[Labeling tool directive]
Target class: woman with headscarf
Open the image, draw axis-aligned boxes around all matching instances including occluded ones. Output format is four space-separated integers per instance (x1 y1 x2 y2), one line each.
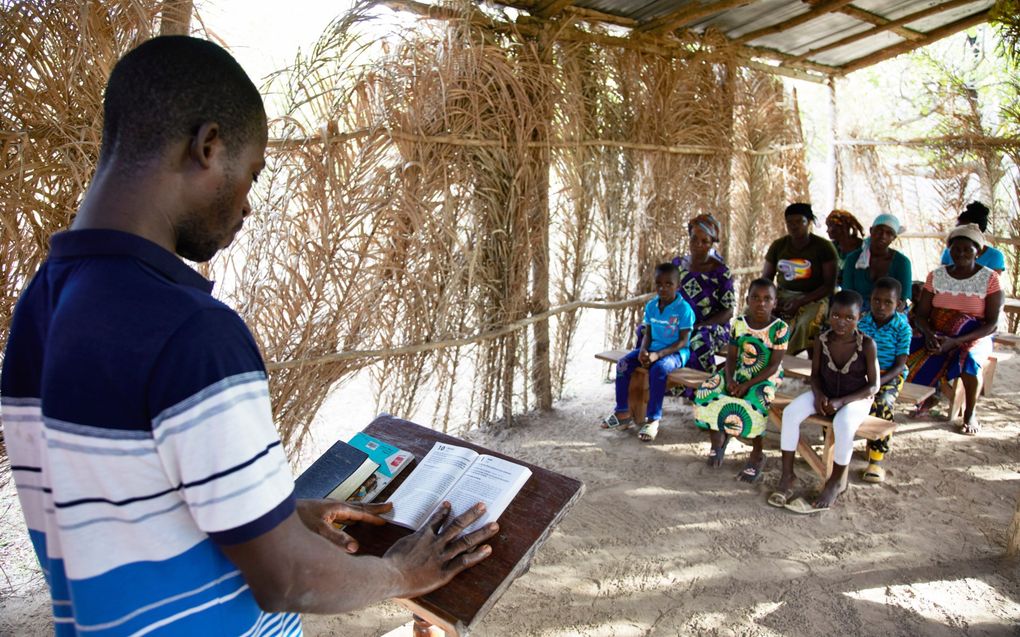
908 224 1003 435
940 201 1005 273
826 209 865 274
763 203 839 355
841 213 913 312
671 213 736 375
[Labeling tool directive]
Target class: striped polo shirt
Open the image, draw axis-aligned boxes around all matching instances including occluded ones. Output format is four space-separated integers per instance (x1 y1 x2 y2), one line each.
858 311 911 372
1 230 299 636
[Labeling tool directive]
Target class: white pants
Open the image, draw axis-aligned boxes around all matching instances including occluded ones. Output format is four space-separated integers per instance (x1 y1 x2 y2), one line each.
780 390 872 466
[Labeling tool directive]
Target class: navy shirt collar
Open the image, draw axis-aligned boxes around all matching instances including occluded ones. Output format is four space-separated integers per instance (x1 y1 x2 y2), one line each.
49 229 214 293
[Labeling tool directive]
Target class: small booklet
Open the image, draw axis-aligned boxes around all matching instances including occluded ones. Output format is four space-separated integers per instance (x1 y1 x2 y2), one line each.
346 432 414 503
384 442 532 534
293 440 379 502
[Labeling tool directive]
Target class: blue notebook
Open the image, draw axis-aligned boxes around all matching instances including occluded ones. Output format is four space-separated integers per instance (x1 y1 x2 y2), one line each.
293 440 378 500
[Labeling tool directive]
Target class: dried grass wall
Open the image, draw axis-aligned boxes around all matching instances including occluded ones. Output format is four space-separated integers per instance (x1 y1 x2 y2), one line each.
1 2 807 452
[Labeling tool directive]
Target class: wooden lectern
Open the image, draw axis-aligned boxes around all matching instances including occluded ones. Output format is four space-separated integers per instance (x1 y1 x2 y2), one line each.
344 415 585 636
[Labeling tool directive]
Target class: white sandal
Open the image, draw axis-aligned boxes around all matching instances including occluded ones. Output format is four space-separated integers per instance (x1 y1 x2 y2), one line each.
638 420 659 442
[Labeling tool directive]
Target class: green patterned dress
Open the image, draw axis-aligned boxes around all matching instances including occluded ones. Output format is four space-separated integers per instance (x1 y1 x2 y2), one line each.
693 316 790 438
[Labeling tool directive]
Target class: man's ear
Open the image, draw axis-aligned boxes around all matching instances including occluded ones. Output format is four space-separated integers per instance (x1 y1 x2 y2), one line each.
189 122 221 169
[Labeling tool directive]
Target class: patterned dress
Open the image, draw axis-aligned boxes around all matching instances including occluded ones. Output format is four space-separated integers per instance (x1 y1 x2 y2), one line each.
672 255 736 374
693 316 790 438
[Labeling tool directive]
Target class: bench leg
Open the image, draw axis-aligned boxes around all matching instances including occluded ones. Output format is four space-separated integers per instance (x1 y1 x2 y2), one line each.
797 437 826 480
628 370 649 426
947 379 965 421
982 357 997 397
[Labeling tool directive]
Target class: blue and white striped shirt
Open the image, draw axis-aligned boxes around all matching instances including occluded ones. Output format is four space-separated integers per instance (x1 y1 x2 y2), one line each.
2 230 300 636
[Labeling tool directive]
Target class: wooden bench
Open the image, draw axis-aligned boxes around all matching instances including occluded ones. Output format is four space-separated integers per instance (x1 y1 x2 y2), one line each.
595 350 718 425
767 403 896 487
780 354 936 407
993 332 1020 351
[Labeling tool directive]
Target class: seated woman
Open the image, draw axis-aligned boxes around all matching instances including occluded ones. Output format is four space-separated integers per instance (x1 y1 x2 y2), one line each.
841 214 912 312
940 201 1005 274
762 203 838 355
825 209 865 279
771 290 880 511
671 213 735 375
908 224 1003 435
694 278 788 481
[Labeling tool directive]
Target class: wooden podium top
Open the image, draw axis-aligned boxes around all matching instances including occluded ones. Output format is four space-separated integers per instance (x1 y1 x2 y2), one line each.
344 415 585 636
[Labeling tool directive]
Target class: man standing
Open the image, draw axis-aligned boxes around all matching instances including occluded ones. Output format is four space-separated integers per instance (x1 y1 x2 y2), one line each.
1 36 496 636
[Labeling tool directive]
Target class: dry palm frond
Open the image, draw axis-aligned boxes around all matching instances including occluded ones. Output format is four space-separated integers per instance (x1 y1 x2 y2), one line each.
4 0 812 452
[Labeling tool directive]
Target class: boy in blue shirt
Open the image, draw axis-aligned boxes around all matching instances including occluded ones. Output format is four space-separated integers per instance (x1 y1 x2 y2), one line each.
856 277 912 483
602 263 695 442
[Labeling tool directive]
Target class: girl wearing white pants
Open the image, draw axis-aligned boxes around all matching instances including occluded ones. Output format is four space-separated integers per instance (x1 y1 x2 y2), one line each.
771 290 879 511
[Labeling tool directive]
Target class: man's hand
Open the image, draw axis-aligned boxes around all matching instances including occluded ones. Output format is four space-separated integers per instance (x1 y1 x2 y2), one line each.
296 499 391 553
638 349 651 367
385 502 499 599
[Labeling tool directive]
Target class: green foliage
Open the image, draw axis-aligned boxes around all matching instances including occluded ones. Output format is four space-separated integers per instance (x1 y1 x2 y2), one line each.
991 0 1020 65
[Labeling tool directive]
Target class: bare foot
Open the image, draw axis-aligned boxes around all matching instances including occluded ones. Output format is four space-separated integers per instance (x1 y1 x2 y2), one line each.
812 481 844 509
961 415 980 435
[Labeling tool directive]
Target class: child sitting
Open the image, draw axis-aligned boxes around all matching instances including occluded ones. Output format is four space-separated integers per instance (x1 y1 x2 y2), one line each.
601 262 694 442
771 289 880 511
857 278 911 483
694 278 789 482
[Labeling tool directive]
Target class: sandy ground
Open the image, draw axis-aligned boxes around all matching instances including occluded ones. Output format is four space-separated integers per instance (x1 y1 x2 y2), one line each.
3 312 1020 635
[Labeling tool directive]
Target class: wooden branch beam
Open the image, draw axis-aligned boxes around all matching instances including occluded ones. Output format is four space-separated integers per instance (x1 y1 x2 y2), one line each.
737 43 839 75
833 5 925 41
159 0 193 36
384 0 831 82
839 8 992 74
732 0 857 45
835 135 1020 148
637 0 757 33
562 5 637 28
790 0 982 62
532 0 574 18
743 59 829 82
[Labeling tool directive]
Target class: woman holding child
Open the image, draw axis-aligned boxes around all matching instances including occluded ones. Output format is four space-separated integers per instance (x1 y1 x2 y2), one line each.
672 214 736 375
762 203 839 355
908 224 1003 435
772 290 880 511
693 279 788 482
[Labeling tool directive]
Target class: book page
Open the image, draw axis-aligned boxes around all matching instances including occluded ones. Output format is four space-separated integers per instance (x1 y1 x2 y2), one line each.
441 455 532 535
384 443 478 529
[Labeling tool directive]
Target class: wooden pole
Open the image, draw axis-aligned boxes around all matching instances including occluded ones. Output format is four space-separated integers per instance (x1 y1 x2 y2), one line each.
1008 491 1020 558
530 27 554 411
159 0 193 36
827 76 839 211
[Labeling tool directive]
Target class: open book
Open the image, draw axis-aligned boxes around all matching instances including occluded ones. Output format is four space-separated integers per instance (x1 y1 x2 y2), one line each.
384 442 532 534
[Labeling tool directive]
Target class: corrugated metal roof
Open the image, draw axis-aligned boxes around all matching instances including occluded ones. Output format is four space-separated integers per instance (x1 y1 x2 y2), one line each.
496 0 994 78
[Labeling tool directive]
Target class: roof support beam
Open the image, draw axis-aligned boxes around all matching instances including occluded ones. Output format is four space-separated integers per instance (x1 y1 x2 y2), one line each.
637 0 757 33
732 0 857 45
839 8 991 74
532 0 574 18
790 0 984 63
159 0 193 35
831 4 925 41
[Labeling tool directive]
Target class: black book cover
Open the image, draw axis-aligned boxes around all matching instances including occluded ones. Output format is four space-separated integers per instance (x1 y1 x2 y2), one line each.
293 441 371 499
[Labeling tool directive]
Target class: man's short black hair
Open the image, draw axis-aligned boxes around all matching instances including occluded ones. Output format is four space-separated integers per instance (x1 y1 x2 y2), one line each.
831 289 863 312
655 262 680 281
747 277 776 294
100 36 265 168
872 276 902 299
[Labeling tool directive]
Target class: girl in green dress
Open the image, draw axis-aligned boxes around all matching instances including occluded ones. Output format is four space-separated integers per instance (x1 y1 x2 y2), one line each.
694 278 790 482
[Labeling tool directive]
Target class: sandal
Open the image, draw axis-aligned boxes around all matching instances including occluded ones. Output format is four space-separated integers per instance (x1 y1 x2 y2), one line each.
737 457 766 484
706 434 730 468
638 420 659 442
767 488 795 508
784 497 829 515
601 413 633 430
861 463 885 483
960 416 980 436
